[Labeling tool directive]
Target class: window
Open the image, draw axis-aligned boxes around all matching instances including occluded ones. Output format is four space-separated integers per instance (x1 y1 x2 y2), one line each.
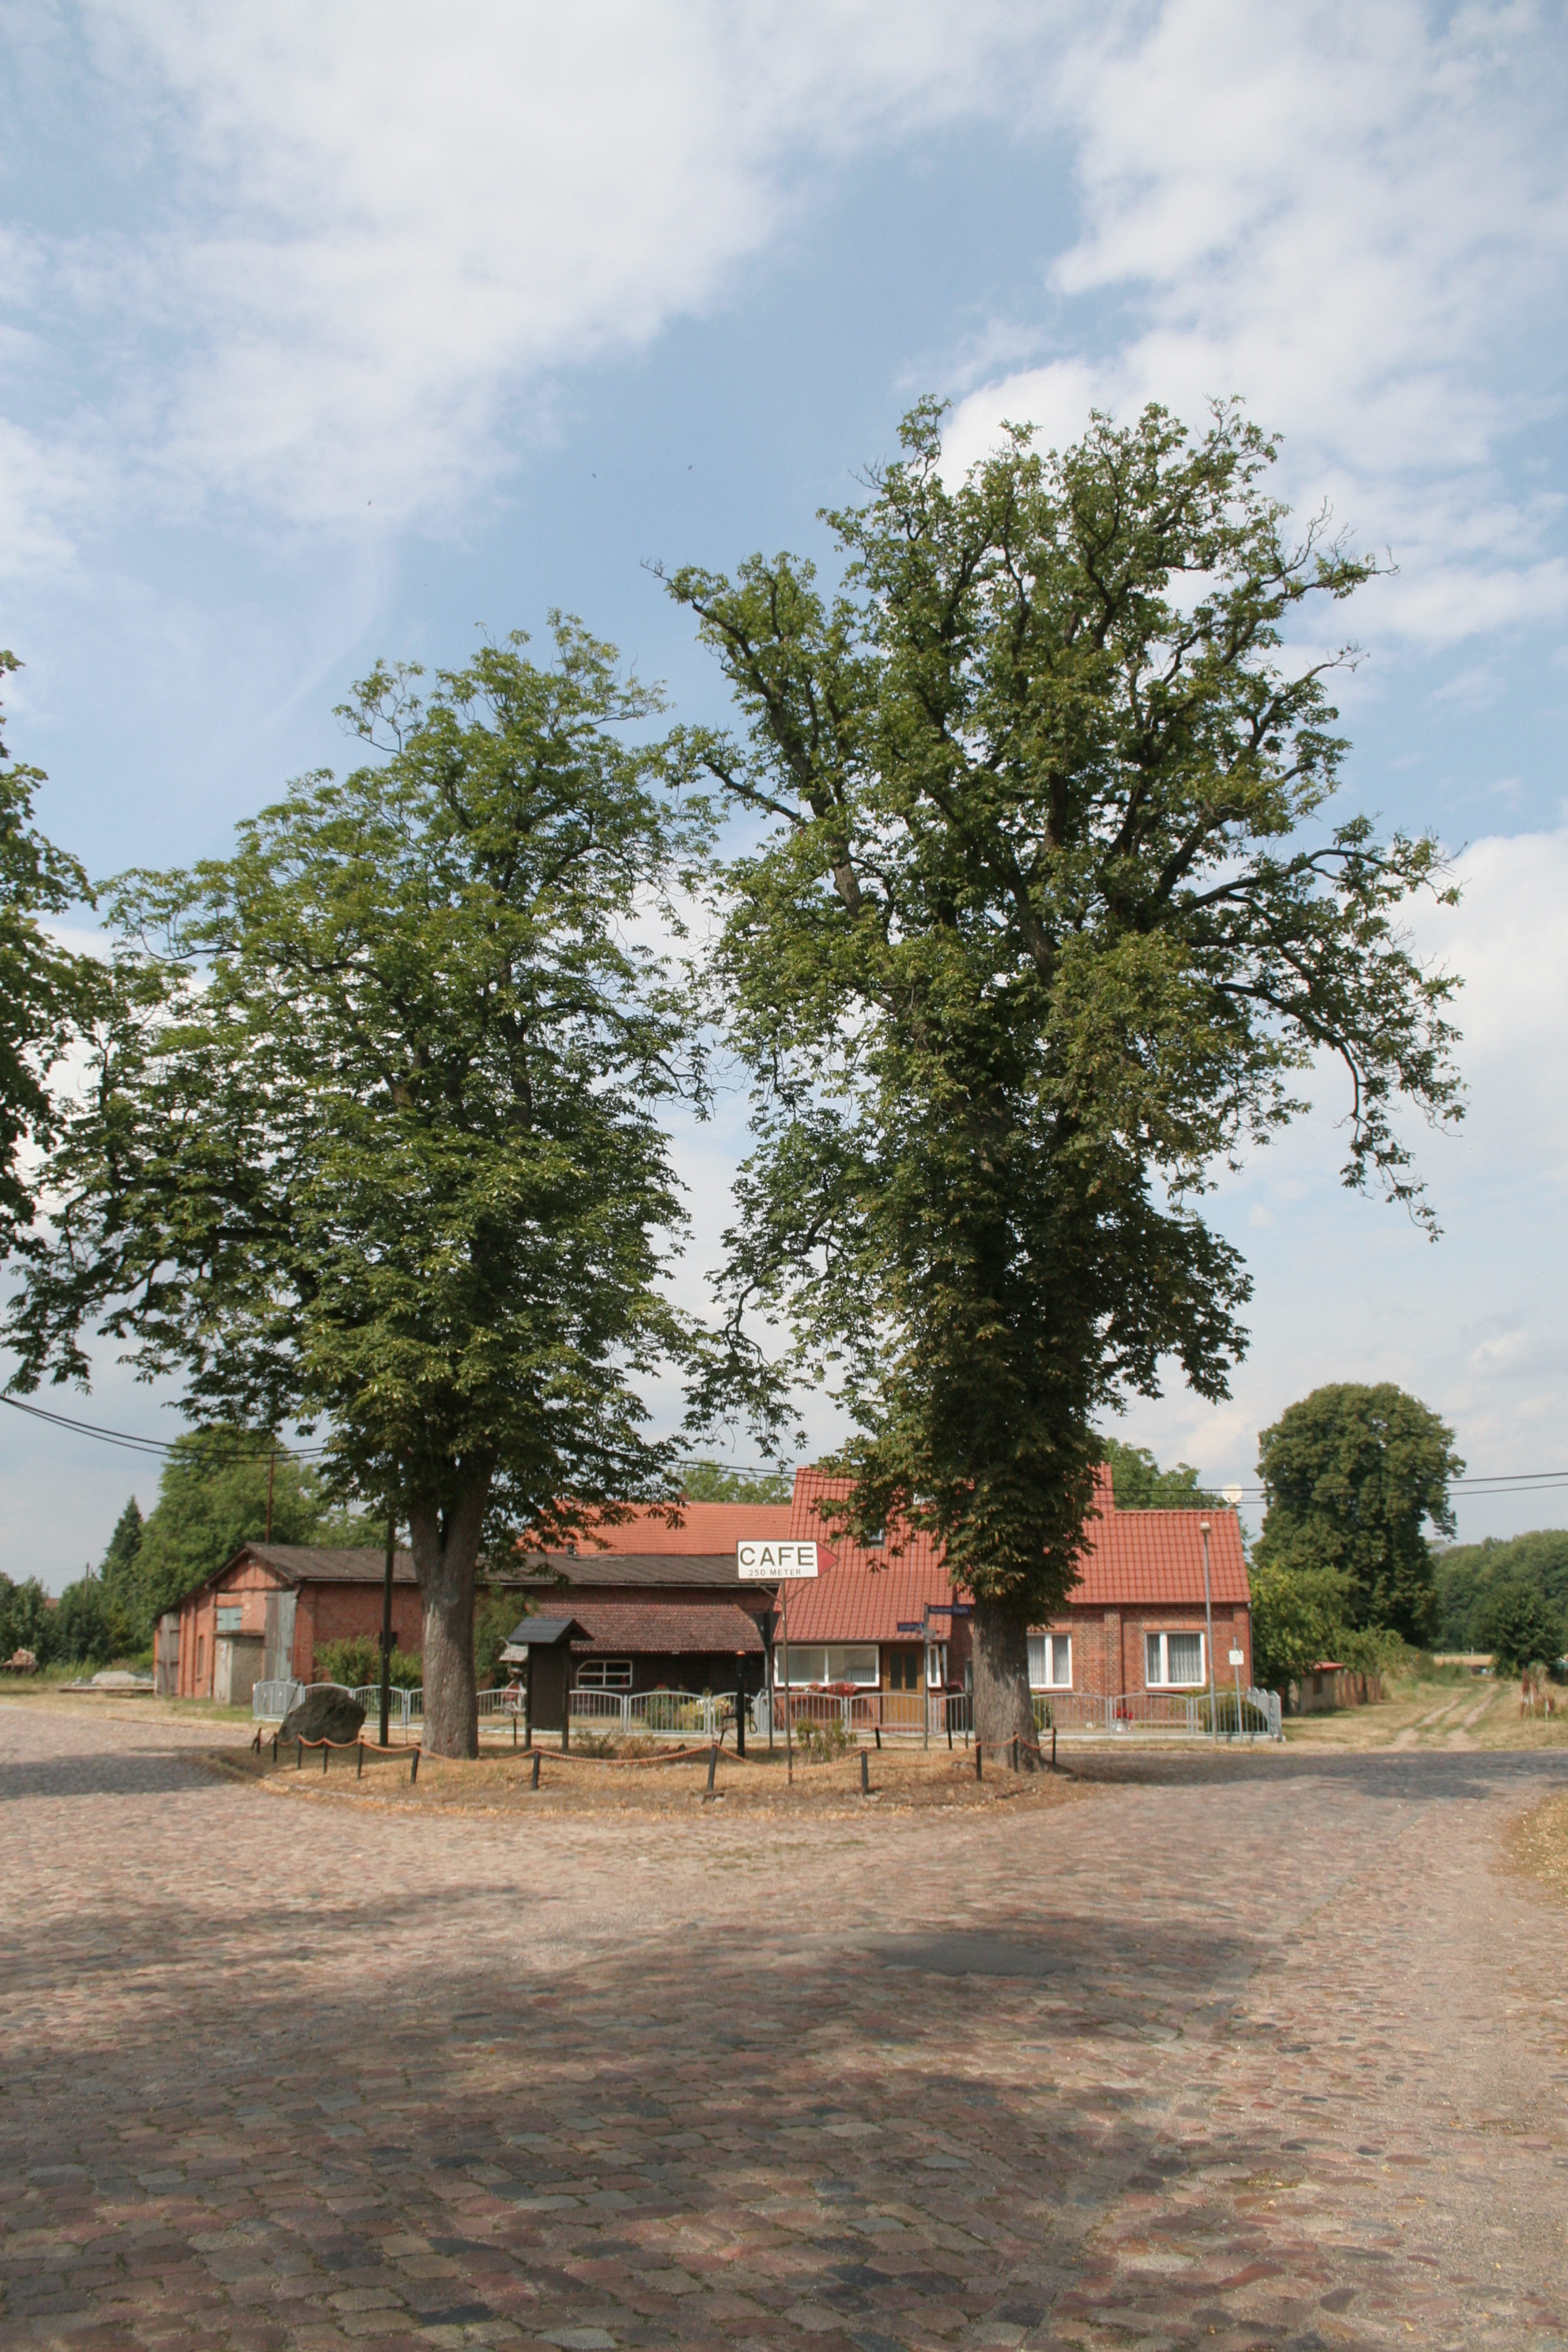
576 1659 632 1690
926 1642 947 1689
1028 1634 1072 1689
1145 1631 1205 1687
777 1644 879 1686
216 1605 243 1635
887 1648 921 1692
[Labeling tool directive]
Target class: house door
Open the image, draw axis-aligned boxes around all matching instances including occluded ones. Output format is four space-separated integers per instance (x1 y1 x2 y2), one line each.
263 1591 297 1684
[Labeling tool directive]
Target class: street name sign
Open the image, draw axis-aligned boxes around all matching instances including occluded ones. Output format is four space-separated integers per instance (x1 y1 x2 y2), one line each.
737 1540 818 1580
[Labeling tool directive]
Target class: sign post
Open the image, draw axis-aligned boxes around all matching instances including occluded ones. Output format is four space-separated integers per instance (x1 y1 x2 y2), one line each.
1229 1644 1245 1737
738 1542 818 1787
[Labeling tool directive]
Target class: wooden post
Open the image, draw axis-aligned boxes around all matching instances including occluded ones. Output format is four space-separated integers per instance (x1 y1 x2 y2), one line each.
379 1507 395 1750
734 1654 747 1759
530 1750 541 1790
410 1748 420 1784
860 1749 869 1795
357 1738 363 1779
525 1648 535 1750
975 1740 983 1782
706 1742 719 1797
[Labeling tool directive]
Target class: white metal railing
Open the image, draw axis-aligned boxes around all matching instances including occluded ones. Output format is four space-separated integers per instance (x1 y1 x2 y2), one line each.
566 1688 727 1737
252 1678 306 1720
1029 1687 1281 1739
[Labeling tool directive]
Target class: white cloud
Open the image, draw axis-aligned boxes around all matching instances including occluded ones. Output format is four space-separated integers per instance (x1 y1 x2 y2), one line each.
947 0 1568 659
2 0 1058 551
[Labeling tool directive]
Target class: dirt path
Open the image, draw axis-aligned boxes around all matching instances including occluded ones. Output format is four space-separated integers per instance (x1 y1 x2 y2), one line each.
3 1699 1567 2351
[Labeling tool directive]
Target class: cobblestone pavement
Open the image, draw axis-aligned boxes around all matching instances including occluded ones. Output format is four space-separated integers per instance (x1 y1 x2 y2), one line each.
3 1703 1567 2352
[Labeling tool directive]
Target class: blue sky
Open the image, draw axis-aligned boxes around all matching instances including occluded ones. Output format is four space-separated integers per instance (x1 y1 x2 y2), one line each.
3 0 1566 1584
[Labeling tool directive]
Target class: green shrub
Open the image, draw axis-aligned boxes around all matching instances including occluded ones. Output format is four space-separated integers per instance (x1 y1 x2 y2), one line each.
796 1716 854 1761
314 1635 421 1690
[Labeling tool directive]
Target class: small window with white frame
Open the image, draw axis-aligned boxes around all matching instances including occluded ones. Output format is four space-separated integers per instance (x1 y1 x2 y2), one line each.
1028 1633 1072 1689
216 1604 244 1635
1145 1631 1205 1687
576 1658 633 1690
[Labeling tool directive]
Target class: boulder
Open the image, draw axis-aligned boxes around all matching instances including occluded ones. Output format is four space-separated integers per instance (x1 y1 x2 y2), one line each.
280 1685 366 1746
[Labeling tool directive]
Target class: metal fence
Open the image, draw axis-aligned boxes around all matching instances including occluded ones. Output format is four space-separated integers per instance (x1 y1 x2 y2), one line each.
570 1688 728 1737
1032 1686 1282 1739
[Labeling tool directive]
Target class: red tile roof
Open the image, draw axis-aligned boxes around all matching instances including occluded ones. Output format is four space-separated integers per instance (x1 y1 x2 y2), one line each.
553 1501 793 1555
1072 1506 1250 1608
781 1463 1247 1633
566 1600 765 1656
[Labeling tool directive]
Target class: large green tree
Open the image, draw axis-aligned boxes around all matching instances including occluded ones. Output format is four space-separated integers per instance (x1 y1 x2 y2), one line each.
133 1432 336 1629
1435 1530 1568 1650
5 625 708 1754
669 401 1462 1748
0 652 98 1251
1254 1383 1460 1644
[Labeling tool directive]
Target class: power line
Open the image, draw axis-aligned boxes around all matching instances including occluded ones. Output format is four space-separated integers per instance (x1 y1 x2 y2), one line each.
0 1392 328 1465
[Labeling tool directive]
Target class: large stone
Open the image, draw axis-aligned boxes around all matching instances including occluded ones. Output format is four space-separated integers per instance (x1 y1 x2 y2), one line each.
280 1686 365 1746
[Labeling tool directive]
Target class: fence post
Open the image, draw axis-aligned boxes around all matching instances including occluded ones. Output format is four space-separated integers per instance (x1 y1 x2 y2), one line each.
706 1742 719 1797
530 1750 541 1790
322 1741 329 1774
297 1738 303 1770
860 1748 869 1795
975 1740 983 1782
357 1738 363 1780
410 1748 419 1784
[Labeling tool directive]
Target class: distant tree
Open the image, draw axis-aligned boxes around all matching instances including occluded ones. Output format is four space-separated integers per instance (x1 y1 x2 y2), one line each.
52 1573 140 1666
1475 1577 1565 1676
670 400 1461 1750
1098 1437 1222 1511
1435 1530 1568 1651
1256 1384 1460 1644
679 1460 793 1505
99 1495 144 1596
0 1574 60 1665
1248 1558 1353 1692
134 1431 327 1629
6 627 708 1754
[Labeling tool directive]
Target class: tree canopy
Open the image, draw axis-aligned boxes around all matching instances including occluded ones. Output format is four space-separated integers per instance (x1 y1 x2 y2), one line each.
0 651 98 1253
5 625 710 1753
1097 1437 1222 1511
131 1433 341 1630
1473 1577 1566 1676
1435 1529 1568 1651
679 1459 793 1505
668 399 1462 1744
1254 1383 1460 1646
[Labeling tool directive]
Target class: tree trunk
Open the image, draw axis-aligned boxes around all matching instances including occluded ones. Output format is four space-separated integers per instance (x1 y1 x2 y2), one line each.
971 1593 1041 1762
408 1464 493 1759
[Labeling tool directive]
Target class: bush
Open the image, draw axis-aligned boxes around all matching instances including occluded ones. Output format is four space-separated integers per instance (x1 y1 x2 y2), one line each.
796 1716 854 1761
1475 1578 1567 1676
314 1635 422 1690
0 1575 61 1666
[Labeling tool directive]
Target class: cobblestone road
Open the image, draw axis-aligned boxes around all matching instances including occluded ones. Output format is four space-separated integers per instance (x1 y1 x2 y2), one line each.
3 1702 1566 2352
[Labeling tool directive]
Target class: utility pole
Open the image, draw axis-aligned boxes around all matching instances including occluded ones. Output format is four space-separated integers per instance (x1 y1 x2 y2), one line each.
265 1448 276 1543
1200 1518 1217 1744
379 1504 395 1748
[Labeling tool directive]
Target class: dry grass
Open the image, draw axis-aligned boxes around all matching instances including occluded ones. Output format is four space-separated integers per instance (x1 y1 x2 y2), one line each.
212 1737 1098 1819
1282 1674 1568 1752
1504 1789 1568 1908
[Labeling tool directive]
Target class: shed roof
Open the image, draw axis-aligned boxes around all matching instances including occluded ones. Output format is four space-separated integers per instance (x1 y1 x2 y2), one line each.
517 1551 770 1590
216 1544 419 1588
566 1599 766 1656
504 1616 587 1648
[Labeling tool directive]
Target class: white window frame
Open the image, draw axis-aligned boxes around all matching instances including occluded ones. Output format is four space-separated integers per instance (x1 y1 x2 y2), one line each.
576 1658 633 1691
926 1640 947 1690
1145 1631 1205 1688
777 1643 879 1688
1028 1633 1072 1690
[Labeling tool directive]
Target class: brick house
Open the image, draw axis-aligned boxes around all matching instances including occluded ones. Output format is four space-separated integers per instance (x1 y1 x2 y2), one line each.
785 1467 1252 1705
164 1544 428 1705
512 1499 789 1699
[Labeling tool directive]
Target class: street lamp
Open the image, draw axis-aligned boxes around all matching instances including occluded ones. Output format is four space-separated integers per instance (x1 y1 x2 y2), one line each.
1200 1518 1217 1744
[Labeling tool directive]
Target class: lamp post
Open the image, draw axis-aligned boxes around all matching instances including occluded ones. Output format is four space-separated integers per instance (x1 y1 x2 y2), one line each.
1200 1518 1217 1744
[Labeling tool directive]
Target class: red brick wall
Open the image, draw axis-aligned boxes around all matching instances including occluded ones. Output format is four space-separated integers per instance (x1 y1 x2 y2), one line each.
1043 1604 1252 1695
291 1584 422 1681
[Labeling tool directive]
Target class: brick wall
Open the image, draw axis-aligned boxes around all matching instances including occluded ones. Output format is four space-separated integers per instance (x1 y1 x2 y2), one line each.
1046 1604 1252 1696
